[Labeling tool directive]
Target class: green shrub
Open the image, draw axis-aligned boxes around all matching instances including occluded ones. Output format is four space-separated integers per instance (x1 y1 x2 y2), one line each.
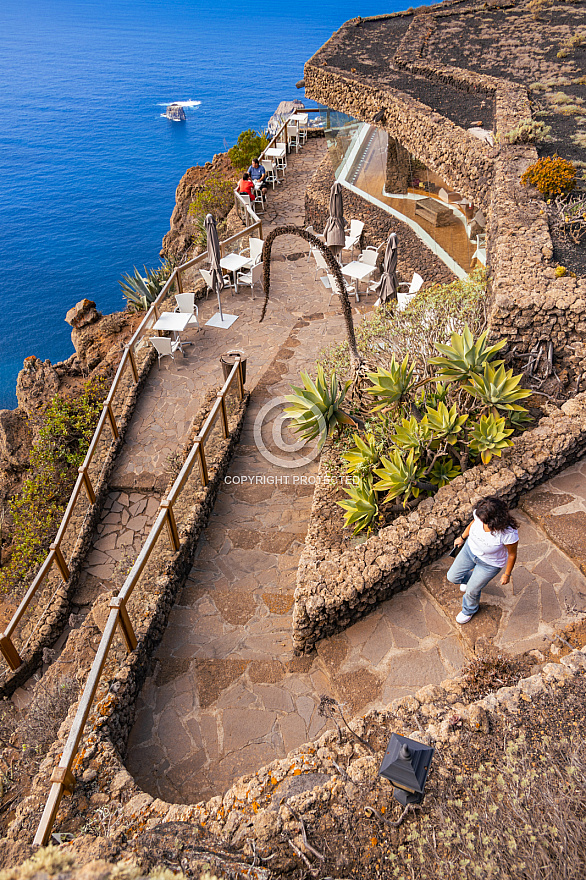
187 172 236 248
502 119 552 144
228 129 269 171
0 379 107 596
521 155 576 198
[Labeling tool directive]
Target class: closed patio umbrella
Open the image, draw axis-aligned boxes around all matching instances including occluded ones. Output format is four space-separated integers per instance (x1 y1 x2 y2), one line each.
323 181 346 259
378 232 398 306
205 213 225 322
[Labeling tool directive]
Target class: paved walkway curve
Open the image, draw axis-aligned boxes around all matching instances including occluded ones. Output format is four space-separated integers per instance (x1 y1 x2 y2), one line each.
121 141 586 804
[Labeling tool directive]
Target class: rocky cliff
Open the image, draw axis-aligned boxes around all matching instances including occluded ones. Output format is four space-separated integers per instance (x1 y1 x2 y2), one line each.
0 302 141 509
160 151 236 259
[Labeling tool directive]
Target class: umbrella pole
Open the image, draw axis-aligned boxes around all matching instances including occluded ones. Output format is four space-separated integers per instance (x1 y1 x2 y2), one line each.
217 291 224 322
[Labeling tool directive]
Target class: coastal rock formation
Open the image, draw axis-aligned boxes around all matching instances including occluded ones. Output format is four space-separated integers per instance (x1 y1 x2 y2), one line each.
16 356 60 418
161 151 236 259
0 409 31 477
166 103 186 121
65 299 141 375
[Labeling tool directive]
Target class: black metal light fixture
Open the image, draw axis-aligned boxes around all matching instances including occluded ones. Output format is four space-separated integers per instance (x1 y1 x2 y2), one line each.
373 108 385 123
379 733 434 805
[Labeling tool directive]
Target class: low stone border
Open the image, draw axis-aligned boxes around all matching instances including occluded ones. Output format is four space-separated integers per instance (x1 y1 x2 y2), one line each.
0 335 158 699
292 395 586 654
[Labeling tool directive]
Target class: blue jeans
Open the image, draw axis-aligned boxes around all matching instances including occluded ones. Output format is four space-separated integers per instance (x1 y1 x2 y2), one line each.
446 541 502 616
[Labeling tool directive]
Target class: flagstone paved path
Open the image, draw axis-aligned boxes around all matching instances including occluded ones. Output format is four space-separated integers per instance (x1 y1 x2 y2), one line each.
15 133 586 807
120 137 586 805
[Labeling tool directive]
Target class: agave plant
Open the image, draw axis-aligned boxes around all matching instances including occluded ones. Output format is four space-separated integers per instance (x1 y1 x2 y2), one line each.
430 325 506 382
366 355 416 412
464 362 532 414
469 413 514 464
338 478 378 535
425 401 468 446
342 433 382 477
391 415 432 452
119 265 168 311
374 448 423 505
285 366 354 449
429 456 461 487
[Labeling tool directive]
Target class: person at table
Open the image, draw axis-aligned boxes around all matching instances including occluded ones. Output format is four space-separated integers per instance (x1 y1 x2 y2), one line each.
248 158 268 197
237 172 256 203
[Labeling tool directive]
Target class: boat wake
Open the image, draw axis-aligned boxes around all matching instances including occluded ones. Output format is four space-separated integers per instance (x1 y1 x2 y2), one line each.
157 100 201 108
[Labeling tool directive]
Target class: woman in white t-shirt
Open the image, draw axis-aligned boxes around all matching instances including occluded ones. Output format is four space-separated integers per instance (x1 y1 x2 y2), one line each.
447 496 519 625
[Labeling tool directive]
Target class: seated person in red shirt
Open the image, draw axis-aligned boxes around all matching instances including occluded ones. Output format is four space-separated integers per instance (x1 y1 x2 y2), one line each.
237 172 256 203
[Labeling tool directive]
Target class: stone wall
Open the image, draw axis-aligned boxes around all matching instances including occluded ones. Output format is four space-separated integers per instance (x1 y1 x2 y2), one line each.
292 395 586 653
305 152 456 287
303 6 586 374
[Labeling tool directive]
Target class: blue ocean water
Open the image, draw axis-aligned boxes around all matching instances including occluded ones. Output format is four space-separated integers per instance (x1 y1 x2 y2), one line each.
0 0 410 408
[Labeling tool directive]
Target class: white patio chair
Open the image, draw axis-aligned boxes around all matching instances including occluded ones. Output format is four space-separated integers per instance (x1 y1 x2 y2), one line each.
263 160 277 189
200 268 232 299
287 120 300 153
305 226 324 260
312 248 329 280
344 219 364 257
326 272 358 305
236 261 263 299
149 336 183 368
357 246 379 267
297 113 309 145
174 292 200 334
397 272 424 310
275 139 287 173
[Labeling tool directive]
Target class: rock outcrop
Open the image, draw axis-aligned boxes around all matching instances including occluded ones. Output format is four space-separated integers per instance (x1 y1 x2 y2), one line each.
161 151 236 259
165 103 186 121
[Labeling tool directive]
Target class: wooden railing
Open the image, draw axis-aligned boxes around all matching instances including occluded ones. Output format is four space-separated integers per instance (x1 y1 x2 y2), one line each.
33 356 245 847
0 225 259 673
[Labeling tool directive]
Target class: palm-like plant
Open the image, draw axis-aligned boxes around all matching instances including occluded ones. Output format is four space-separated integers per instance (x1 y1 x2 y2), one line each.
430 325 506 382
366 355 416 411
425 401 468 446
374 448 423 505
469 413 514 464
464 363 532 413
338 478 378 535
285 366 354 449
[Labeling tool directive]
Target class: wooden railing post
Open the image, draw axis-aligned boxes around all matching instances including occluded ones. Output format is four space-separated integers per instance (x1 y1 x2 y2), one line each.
236 357 245 400
0 636 22 671
79 466 96 505
106 401 119 439
160 500 180 552
218 393 228 438
50 543 70 583
127 344 139 383
109 597 137 652
197 443 209 486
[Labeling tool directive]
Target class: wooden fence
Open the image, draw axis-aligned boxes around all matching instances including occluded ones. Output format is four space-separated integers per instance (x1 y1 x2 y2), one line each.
33 355 245 846
0 214 261 673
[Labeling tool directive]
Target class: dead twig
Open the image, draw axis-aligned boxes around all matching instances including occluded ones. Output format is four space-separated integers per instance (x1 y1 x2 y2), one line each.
364 802 421 828
286 806 325 861
287 836 318 874
318 695 375 753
